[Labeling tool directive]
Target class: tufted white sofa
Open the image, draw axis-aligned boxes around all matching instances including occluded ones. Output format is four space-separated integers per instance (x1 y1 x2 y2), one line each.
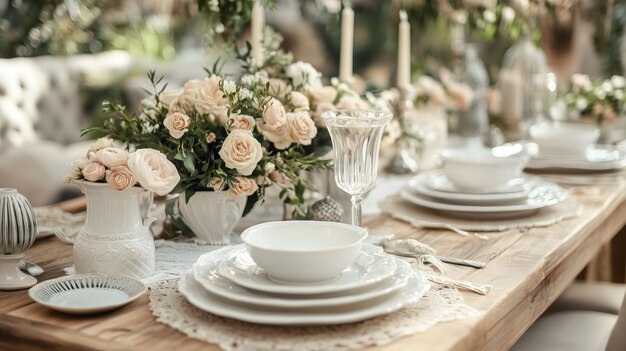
0 51 134 206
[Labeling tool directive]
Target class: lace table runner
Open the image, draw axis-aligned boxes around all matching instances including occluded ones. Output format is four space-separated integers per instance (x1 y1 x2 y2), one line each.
149 279 479 351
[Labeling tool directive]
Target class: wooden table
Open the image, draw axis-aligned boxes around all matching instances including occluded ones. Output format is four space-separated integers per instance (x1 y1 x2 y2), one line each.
2 183 626 351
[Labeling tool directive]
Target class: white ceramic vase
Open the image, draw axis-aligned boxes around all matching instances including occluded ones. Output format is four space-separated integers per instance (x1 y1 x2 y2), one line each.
72 180 156 279
0 188 37 290
178 191 246 245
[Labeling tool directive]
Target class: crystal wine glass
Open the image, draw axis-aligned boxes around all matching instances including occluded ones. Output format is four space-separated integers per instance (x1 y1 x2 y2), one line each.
322 109 392 227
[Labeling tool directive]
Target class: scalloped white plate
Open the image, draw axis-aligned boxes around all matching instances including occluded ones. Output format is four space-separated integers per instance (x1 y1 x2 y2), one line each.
179 267 430 325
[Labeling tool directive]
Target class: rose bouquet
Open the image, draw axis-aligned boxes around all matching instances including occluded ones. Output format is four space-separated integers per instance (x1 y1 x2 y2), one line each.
66 138 180 195
563 74 625 125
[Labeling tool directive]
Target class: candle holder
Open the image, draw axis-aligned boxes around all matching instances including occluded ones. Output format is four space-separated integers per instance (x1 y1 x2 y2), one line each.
0 188 37 290
385 87 419 174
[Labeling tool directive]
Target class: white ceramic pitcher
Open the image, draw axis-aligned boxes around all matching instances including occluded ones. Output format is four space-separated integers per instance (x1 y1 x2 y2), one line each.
72 180 156 279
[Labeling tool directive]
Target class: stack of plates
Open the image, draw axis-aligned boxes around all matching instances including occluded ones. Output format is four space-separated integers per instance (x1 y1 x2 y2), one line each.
179 243 430 325
401 171 569 219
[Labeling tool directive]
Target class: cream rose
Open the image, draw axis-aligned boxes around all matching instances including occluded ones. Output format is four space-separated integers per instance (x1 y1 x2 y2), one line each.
269 170 292 186
183 76 229 120
168 94 195 115
258 122 291 150
313 101 336 127
82 162 106 182
336 95 370 110
229 114 256 131
290 91 310 111
159 88 184 106
127 149 180 195
268 78 291 97
309 86 337 104
87 137 114 159
262 98 287 128
95 147 129 168
105 166 136 190
218 129 263 176
228 176 259 196
287 111 317 145
163 112 191 139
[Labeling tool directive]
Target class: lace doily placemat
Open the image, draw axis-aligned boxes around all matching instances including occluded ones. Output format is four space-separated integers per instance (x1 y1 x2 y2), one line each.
149 278 479 351
379 194 583 232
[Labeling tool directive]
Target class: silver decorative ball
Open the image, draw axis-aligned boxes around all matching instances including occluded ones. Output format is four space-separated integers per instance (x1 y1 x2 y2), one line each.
310 196 344 222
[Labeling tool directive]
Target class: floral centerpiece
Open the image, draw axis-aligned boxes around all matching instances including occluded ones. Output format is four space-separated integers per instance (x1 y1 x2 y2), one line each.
563 73 626 125
66 138 179 195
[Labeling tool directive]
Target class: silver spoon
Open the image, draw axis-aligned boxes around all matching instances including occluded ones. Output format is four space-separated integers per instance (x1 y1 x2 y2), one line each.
18 260 44 276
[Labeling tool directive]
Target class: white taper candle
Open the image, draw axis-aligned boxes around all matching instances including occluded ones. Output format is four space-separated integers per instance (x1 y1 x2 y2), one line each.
339 6 354 83
397 10 411 89
251 1 265 67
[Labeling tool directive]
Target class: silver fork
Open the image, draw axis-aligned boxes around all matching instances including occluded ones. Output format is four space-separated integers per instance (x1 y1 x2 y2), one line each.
53 228 75 245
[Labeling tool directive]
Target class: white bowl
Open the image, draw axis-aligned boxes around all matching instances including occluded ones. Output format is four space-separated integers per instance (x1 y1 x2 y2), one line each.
441 148 527 192
240 221 368 284
529 122 599 156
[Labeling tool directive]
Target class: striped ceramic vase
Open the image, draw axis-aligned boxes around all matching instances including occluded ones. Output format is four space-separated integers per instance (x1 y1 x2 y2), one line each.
0 188 37 290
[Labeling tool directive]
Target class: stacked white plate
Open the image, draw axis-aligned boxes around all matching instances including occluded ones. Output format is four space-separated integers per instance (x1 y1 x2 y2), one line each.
401 171 569 219
178 243 430 325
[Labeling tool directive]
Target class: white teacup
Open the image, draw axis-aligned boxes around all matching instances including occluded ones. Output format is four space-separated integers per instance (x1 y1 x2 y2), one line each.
441 148 528 192
241 221 367 283
529 122 599 157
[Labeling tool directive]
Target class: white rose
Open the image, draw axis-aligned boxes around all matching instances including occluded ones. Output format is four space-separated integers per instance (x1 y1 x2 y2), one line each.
95 147 130 168
258 121 291 150
82 162 106 182
163 112 191 139
159 88 184 106
286 61 322 88
67 157 89 180
264 162 275 174
229 114 256 131
309 86 337 104
263 98 287 128
611 75 626 89
576 97 588 110
128 149 180 196
290 91 310 111
218 129 263 176
105 166 136 190
88 138 114 156
287 111 317 145
228 176 259 196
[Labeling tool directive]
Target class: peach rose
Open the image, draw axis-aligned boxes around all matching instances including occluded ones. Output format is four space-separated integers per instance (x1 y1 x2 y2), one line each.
258 122 291 150
105 166 136 190
229 114 256 131
209 177 225 191
269 170 292 186
313 101 336 127
163 112 191 139
82 162 106 182
228 176 259 196
309 86 337 104
287 111 317 145
263 98 287 128
290 91 310 111
206 132 217 143
128 149 180 195
168 94 195 115
95 147 129 168
218 129 263 176
336 95 370 110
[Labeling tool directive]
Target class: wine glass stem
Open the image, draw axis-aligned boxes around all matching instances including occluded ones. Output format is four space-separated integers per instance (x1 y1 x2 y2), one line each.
351 195 363 227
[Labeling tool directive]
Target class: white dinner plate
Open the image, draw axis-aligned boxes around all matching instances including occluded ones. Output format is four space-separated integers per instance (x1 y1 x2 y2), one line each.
409 172 536 205
217 244 397 295
426 172 526 195
193 250 411 308
179 269 430 325
401 180 568 219
29 274 147 314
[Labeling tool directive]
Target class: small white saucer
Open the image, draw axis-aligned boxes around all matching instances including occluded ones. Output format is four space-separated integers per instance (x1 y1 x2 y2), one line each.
193 250 411 308
426 171 526 195
217 244 397 295
29 274 147 314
